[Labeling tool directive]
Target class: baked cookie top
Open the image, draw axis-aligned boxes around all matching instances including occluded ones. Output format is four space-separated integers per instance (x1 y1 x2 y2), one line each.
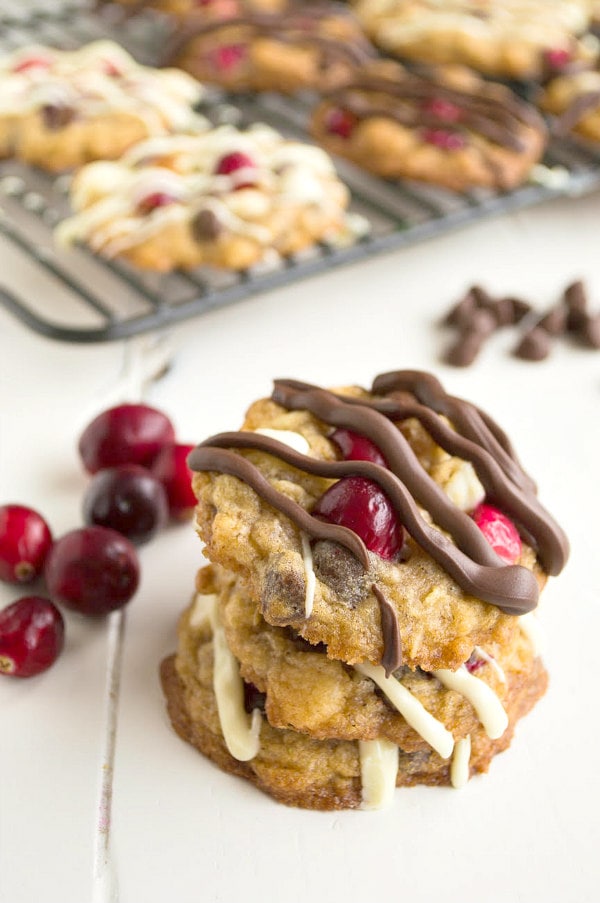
310 61 547 191
55 123 353 267
189 370 569 672
0 40 203 134
354 0 597 79
541 68 600 140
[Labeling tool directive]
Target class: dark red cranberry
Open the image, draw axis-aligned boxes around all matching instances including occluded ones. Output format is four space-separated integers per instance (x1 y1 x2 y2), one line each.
0 505 53 584
0 597 64 678
544 48 571 70
472 503 522 564
330 428 387 467
101 59 122 76
312 476 403 560
211 43 247 72
137 192 177 215
82 465 169 545
324 107 357 139
78 403 176 475
465 651 486 674
422 128 466 151
423 97 462 122
215 151 256 189
151 444 196 520
45 527 140 616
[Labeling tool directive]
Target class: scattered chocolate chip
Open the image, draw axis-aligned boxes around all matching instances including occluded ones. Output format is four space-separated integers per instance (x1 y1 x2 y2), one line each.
578 313 600 348
442 291 478 327
469 308 497 336
41 103 76 130
191 208 223 242
312 540 368 606
505 297 532 324
538 305 568 335
470 284 496 309
513 326 552 361
445 330 486 367
564 280 588 331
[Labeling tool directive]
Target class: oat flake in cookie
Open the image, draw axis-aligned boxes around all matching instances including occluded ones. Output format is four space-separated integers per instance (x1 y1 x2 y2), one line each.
310 61 547 192
55 124 358 271
159 368 567 810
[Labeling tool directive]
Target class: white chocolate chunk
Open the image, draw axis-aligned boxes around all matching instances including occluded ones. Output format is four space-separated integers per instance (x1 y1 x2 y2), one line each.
359 739 399 810
355 662 454 759
433 666 508 740
450 734 471 789
253 428 310 455
443 460 485 511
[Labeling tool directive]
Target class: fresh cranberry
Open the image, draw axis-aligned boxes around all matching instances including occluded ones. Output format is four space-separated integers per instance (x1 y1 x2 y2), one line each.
312 476 403 560
324 107 357 139
151 444 196 520
544 48 571 70
0 505 53 584
0 596 64 678
465 651 486 674
423 97 462 122
472 503 522 564
78 403 176 475
215 151 257 189
330 429 387 468
45 527 140 616
422 128 466 150
82 465 169 544
12 56 51 74
137 192 177 215
101 59 122 77
211 43 247 73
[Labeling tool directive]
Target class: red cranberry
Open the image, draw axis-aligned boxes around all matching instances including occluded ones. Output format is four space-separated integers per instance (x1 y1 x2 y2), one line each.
544 48 571 70
211 43 247 73
0 505 53 584
151 444 196 520
82 465 169 545
78 403 176 475
215 151 257 189
0 597 64 678
422 128 466 151
465 651 486 674
137 192 177 215
324 107 357 139
423 97 462 122
101 59 122 76
472 503 522 564
312 476 403 560
45 527 140 616
330 429 387 468
12 56 51 74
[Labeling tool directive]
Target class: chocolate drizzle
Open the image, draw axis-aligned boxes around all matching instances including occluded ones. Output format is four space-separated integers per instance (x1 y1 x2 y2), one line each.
555 89 600 135
372 585 402 677
189 370 569 620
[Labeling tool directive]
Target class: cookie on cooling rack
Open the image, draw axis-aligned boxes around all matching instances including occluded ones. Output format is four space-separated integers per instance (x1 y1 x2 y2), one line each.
55 125 360 271
0 41 203 172
187 369 568 673
309 61 547 192
168 3 376 94
540 69 600 141
106 0 284 21
159 560 548 810
353 0 598 81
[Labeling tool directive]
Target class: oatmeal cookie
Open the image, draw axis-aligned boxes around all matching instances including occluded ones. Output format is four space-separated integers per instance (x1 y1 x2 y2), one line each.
310 61 547 191
169 4 376 94
105 0 284 21
354 0 597 81
188 370 568 672
55 124 357 271
540 69 600 141
159 581 548 809
0 41 203 172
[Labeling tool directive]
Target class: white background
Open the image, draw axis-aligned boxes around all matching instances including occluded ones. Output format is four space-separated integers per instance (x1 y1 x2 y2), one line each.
1 189 599 903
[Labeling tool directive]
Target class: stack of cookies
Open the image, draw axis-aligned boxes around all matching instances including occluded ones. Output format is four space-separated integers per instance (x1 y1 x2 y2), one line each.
160 368 568 809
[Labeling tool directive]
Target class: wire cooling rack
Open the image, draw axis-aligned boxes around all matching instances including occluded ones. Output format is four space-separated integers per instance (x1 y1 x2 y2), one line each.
1 1 600 343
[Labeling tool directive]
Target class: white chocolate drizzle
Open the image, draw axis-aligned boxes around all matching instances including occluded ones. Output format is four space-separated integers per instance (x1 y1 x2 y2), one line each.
355 662 454 759
433 666 508 740
191 593 261 762
472 646 506 683
450 734 471 789
359 738 399 810
519 612 545 656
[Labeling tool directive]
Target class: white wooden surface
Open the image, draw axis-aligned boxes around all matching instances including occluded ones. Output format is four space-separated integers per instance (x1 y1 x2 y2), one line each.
1 190 599 903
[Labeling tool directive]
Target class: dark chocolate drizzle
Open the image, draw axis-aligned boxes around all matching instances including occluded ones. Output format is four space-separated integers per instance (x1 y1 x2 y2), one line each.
372 585 402 677
554 89 600 135
189 371 569 618
325 69 545 152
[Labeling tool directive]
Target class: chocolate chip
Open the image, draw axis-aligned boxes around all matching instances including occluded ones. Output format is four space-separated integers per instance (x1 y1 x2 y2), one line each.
508 297 533 323
442 291 478 327
444 330 486 367
564 279 588 331
261 553 307 625
191 208 222 242
312 540 368 606
41 104 76 131
578 313 600 349
538 305 568 335
513 327 552 361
